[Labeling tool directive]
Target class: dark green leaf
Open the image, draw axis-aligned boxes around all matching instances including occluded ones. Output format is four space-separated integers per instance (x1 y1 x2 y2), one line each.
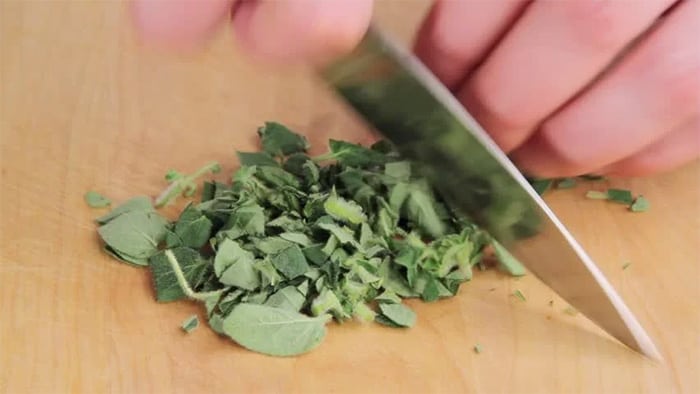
556 178 577 189
258 122 310 157
237 151 279 167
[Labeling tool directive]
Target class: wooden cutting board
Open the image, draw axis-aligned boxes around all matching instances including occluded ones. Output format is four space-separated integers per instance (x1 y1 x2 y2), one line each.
1 1 698 393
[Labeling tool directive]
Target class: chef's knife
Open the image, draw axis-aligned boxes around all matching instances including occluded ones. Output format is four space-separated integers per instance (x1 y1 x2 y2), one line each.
321 25 661 360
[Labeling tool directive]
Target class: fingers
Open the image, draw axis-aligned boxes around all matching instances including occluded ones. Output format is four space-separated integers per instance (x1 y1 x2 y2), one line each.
511 0 699 177
131 0 373 65
231 0 373 65
601 118 700 177
457 0 674 152
413 0 527 90
131 0 235 49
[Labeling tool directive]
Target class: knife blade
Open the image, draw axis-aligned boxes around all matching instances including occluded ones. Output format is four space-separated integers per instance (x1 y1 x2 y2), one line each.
321 25 661 360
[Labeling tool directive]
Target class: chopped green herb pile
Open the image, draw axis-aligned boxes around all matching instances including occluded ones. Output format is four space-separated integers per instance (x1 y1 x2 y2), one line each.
91 122 525 357
84 191 111 208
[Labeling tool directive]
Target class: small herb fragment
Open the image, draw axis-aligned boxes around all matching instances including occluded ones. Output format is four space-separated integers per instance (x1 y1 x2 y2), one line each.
513 289 527 302
622 262 632 270
630 196 649 212
555 178 577 189
473 343 482 354
606 188 634 205
563 306 578 316
181 315 199 333
84 191 111 208
585 190 608 200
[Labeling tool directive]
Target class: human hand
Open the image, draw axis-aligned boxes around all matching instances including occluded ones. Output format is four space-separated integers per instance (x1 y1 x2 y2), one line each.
131 0 699 178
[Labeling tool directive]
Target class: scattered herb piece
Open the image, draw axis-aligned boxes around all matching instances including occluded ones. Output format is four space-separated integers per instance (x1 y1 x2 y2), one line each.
585 190 608 200
622 262 632 270
630 196 649 212
513 289 527 302
606 188 634 205
563 306 578 316
473 343 482 354
555 178 577 189
529 178 553 195
181 315 199 333
84 191 111 208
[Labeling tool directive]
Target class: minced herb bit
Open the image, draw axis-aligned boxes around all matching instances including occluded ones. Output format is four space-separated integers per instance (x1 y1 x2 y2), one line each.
563 306 578 316
84 191 111 208
473 343 483 354
181 315 199 333
555 178 577 189
513 289 527 302
622 262 632 270
629 196 650 212
606 188 635 205
585 190 608 200
91 122 527 357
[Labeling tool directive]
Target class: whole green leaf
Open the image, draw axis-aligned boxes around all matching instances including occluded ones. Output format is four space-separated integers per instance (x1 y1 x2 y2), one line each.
222 303 329 357
84 191 111 208
214 239 260 290
96 196 154 224
97 210 169 262
258 122 310 157
271 244 309 279
149 247 210 302
378 303 416 328
264 286 305 311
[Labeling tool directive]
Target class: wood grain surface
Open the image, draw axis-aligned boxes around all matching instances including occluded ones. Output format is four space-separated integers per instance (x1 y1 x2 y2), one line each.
1 1 698 393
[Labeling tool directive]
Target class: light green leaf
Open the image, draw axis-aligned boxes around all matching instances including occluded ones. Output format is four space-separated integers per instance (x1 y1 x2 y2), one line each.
377 303 416 328
271 245 309 279
214 239 260 290
264 286 305 312
97 210 169 262
222 303 329 357
181 315 199 333
96 196 154 224
324 192 366 224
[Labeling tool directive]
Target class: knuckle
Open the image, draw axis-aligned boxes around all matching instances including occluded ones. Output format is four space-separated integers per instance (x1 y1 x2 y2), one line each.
466 76 532 133
562 1 636 52
537 120 595 175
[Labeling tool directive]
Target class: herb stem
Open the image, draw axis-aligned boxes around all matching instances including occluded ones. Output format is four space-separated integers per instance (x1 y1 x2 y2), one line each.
164 249 224 301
